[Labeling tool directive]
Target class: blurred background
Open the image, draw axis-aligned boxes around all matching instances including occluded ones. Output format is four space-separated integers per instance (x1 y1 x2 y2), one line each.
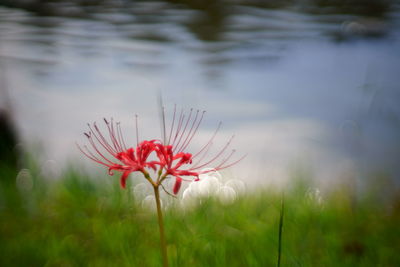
1 2 400 266
0 0 399 187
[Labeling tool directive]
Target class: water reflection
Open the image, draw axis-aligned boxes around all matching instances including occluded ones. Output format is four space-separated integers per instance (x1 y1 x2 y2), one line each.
0 0 399 185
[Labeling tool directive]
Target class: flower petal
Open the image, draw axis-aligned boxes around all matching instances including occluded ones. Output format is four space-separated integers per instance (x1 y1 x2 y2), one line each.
120 170 131 189
173 177 183 195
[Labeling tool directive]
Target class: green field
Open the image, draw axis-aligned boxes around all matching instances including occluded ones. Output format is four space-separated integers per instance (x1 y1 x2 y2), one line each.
0 166 399 266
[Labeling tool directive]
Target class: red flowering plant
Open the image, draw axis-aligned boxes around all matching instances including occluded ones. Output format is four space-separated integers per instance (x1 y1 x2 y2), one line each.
78 106 243 267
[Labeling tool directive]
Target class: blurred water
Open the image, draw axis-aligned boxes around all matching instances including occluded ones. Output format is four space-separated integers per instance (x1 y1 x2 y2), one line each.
0 1 399 186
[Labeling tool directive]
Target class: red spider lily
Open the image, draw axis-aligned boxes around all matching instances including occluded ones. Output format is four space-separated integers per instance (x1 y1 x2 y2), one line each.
78 107 244 194
154 106 245 194
153 144 199 194
77 119 160 188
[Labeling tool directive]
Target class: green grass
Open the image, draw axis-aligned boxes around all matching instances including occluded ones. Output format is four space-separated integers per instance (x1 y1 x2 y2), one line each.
0 167 399 266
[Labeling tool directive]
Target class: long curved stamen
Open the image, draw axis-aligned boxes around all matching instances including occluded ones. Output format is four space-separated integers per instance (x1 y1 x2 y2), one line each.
115 122 123 150
116 122 127 151
192 121 221 159
189 135 235 170
215 149 236 169
104 118 122 153
167 104 177 145
160 106 167 144
179 110 205 153
171 109 184 147
135 114 139 146
76 143 112 167
103 119 118 151
86 134 117 165
191 141 213 168
173 108 193 153
216 153 247 170
89 123 117 156
176 109 199 153
110 118 124 153
83 144 111 165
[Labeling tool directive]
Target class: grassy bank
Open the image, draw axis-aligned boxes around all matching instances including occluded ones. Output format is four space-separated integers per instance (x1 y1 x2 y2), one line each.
0 167 399 266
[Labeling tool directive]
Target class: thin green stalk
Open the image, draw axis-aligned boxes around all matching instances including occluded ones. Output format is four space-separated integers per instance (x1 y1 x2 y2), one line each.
277 193 284 267
153 185 169 267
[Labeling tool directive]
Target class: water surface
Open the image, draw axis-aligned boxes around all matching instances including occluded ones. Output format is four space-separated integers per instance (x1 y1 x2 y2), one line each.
1 0 400 186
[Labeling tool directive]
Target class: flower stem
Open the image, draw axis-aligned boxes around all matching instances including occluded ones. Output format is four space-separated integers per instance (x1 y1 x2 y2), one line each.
153 185 169 267
277 193 284 267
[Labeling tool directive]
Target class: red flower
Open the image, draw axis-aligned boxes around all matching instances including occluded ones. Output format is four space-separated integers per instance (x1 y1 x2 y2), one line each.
77 119 158 188
78 107 244 194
